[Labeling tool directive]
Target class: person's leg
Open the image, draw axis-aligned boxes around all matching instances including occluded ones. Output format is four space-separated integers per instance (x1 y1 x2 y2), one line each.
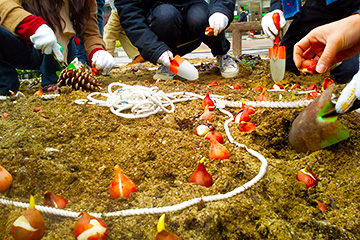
0 27 42 95
182 3 230 57
104 10 121 56
281 0 360 82
148 4 183 52
96 0 105 35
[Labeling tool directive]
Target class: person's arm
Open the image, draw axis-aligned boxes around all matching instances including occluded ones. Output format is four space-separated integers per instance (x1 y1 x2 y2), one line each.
293 14 360 73
114 0 170 64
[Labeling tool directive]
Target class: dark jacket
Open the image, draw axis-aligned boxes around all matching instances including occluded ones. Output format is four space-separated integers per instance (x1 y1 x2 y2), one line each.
115 0 235 64
238 11 247 22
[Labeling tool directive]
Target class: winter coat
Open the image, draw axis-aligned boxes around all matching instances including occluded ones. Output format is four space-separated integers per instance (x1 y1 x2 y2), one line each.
0 0 105 59
114 0 235 64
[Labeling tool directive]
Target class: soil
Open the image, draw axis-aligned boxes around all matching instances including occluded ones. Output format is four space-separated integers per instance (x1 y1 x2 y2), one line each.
1 56 360 240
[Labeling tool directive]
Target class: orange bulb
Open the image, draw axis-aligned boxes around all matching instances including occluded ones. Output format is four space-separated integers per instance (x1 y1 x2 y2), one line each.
296 166 318 189
202 92 215 111
234 108 250 124
0 165 12 192
199 105 213 122
239 121 256 132
209 139 229 160
44 191 68 209
204 131 224 144
188 158 213 187
11 196 45 240
256 88 267 101
74 212 108 240
110 165 137 198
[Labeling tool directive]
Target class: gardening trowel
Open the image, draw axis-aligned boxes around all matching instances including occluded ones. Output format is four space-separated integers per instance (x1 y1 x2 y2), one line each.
169 55 198 81
288 84 350 153
269 12 286 83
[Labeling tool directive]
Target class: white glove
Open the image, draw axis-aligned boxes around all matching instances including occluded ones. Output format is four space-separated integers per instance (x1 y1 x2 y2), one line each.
209 12 229 36
30 24 64 62
157 50 173 67
91 50 115 74
335 71 360 114
261 10 286 41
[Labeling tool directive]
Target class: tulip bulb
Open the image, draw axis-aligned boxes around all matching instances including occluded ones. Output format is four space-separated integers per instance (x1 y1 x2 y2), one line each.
110 165 137 198
199 105 213 122
209 139 229 160
204 131 224 144
296 166 318 189
154 214 182 240
257 88 267 101
0 165 12 192
241 99 255 114
202 92 215 111
188 157 213 187
194 125 210 137
44 191 68 209
74 212 108 240
239 121 256 132
234 109 250 124
11 196 45 240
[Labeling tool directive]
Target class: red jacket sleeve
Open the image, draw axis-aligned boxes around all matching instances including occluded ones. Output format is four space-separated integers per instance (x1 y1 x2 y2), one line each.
16 15 46 41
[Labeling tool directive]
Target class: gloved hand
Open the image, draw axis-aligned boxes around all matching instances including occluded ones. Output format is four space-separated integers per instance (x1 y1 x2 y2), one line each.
261 10 286 41
30 24 64 62
209 12 229 36
91 50 115 74
335 71 360 114
157 50 173 67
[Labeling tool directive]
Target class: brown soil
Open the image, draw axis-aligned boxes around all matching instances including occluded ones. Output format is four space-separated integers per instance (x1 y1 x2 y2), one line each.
1 57 360 240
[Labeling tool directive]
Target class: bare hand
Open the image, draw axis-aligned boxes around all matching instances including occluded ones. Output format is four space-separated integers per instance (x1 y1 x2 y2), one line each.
294 14 360 74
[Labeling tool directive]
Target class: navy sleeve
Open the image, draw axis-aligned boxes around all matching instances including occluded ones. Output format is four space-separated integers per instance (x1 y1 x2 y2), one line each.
270 0 282 11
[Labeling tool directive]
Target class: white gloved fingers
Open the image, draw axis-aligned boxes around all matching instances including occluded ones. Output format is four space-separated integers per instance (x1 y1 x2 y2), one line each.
335 71 360 114
52 43 65 62
261 10 285 41
157 50 173 67
208 13 228 36
91 50 115 74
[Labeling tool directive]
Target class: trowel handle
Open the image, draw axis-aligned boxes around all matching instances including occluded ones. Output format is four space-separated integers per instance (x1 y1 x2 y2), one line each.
272 12 280 46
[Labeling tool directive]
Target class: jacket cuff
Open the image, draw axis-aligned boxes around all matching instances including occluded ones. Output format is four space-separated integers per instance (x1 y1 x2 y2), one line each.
89 48 104 66
16 16 46 41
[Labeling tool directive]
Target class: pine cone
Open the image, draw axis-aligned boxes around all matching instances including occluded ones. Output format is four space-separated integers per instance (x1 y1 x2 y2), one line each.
57 68 102 92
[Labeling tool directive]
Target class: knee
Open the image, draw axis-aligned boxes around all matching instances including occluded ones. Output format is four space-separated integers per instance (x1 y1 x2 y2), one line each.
187 4 208 29
150 4 182 29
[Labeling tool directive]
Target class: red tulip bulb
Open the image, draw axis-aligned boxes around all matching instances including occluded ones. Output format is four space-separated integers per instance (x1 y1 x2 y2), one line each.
296 166 318 189
189 157 213 187
202 92 215 111
44 191 68 209
199 105 213 122
110 165 137 198
74 212 108 240
11 196 45 240
209 139 229 160
0 165 12 192
204 131 224 144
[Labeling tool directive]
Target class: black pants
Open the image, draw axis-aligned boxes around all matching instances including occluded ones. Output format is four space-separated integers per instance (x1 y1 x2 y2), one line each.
147 2 230 57
281 0 360 83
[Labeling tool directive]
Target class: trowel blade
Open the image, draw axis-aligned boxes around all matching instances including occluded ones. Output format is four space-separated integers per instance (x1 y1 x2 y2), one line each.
169 55 199 81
